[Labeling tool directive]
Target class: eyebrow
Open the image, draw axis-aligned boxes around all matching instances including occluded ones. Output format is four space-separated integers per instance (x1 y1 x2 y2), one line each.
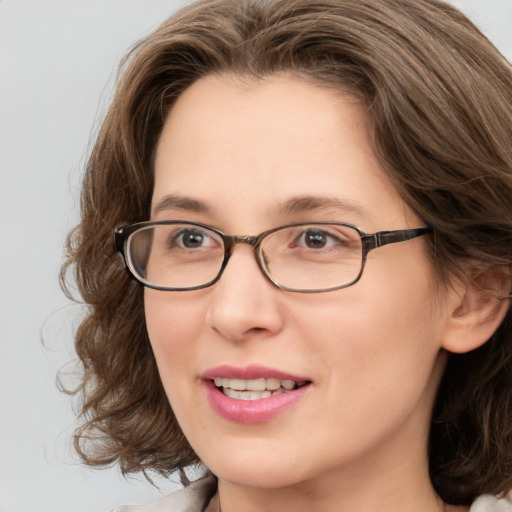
152 194 211 215
276 195 371 219
152 193 372 221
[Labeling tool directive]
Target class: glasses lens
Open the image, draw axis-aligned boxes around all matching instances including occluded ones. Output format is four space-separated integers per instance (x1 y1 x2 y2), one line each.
260 224 363 291
127 223 225 289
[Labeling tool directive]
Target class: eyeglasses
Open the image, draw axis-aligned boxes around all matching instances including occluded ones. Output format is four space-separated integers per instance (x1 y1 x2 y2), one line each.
114 221 431 293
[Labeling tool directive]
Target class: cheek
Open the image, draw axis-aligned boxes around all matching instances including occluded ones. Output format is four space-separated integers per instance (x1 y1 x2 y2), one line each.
288 253 444 400
144 290 206 380
292 264 436 347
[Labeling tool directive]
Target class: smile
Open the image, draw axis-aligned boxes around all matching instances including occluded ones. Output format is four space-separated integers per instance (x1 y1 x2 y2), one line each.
202 366 312 423
213 377 308 401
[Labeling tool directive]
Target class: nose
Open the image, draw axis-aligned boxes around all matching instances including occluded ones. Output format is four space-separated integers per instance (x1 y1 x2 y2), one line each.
205 244 284 342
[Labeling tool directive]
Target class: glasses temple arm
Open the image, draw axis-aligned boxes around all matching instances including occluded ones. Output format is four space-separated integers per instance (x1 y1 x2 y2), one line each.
363 227 432 251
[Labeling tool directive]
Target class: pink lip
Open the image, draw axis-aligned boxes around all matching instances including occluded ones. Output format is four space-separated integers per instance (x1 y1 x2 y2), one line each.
201 365 312 424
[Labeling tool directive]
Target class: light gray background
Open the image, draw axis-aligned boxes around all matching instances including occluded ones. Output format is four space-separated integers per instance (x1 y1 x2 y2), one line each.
0 1 511 511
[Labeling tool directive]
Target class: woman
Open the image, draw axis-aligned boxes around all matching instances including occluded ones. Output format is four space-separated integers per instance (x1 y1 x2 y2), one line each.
62 0 512 510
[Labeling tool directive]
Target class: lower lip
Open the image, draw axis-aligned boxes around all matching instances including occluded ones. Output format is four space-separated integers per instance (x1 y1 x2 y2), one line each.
203 380 310 424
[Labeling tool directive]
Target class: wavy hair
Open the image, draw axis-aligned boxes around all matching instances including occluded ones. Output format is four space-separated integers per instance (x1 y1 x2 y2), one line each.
61 0 512 504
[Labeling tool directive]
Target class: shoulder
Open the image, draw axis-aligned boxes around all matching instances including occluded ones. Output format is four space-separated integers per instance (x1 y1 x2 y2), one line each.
470 491 512 512
112 475 217 512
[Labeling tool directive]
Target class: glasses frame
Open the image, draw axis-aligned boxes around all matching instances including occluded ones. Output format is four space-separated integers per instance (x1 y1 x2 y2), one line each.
114 220 432 293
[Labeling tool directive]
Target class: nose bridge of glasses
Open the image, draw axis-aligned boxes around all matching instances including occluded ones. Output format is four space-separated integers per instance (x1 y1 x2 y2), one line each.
222 235 265 273
225 235 260 250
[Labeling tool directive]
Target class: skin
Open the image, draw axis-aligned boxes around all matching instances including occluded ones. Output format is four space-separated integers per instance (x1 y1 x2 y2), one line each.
145 74 471 512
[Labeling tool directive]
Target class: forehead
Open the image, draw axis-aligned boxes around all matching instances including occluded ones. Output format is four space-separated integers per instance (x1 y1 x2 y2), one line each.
152 74 416 231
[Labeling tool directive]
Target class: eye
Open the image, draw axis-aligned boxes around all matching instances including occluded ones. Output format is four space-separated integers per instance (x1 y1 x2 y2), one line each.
294 229 347 250
301 230 331 249
178 229 207 248
169 227 219 250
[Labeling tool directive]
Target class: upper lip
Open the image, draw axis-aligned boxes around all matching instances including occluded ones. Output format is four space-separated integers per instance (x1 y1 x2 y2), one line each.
202 364 310 382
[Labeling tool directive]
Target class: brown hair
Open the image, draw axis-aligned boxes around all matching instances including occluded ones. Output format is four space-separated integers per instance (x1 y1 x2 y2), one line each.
61 0 512 504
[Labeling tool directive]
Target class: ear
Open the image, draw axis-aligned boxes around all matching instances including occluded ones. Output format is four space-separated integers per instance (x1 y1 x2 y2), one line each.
441 266 511 354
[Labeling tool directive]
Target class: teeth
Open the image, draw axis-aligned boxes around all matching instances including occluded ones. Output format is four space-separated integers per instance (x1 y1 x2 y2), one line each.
266 378 281 390
229 378 246 390
213 377 303 398
247 378 266 391
282 379 295 390
224 388 275 400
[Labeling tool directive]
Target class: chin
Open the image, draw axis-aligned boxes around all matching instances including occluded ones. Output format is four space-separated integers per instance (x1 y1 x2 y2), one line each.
198 442 313 490
213 465 305 490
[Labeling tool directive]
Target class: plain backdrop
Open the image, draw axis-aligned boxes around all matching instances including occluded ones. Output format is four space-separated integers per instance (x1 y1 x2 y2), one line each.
0 1 511 511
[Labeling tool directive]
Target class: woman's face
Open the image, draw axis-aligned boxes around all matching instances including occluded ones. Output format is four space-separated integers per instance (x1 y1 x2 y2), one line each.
146 74 452 492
